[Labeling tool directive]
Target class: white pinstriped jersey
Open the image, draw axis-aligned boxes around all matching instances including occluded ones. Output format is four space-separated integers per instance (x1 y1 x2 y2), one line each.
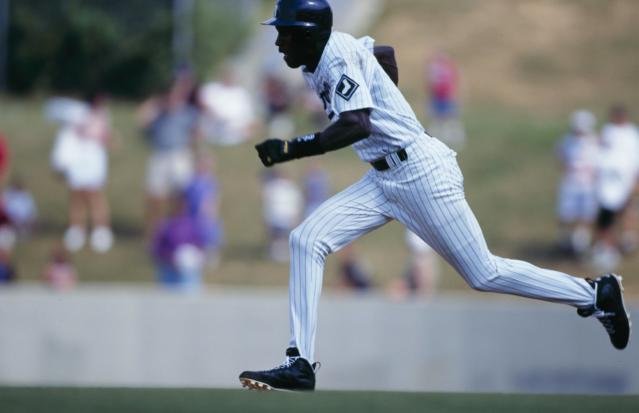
283 31 598 365
302 31 426 162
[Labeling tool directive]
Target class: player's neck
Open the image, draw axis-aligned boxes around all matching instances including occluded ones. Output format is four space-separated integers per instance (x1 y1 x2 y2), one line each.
303 37 330 73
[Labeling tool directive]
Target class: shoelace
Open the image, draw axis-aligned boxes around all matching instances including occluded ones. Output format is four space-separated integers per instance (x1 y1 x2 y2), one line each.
254 356 299 373
593 309 617 334
275 356 299 370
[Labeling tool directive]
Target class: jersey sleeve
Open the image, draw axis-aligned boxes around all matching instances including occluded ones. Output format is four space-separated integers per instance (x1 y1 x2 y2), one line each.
327 55 374 116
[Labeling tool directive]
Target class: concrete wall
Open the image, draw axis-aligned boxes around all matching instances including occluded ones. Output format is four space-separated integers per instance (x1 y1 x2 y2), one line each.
0 285 636 394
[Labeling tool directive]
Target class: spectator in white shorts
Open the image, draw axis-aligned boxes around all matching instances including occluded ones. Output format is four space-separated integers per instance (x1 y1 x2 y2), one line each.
555 110 599 256
138 73 200 238
50 92 114 253
262 169 303 262
591 105 639 270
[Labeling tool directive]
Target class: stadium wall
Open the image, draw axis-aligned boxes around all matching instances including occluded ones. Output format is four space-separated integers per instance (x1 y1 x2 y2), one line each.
0 286 636 394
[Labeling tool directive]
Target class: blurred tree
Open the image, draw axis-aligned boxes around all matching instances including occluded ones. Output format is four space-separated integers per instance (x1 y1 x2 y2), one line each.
6 0 250 98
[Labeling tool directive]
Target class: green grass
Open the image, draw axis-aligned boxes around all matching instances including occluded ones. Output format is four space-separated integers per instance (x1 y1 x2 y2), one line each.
2 95 639 296
0 387 636 413
1 0 638 294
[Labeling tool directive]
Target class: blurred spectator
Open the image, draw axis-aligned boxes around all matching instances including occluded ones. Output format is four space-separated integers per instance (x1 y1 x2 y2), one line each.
183 154 223 269
303 162 331 219
425 52 465 148
303 163 373 291
337 245 373 292
0 249 16 284
49 93 114 253
0 185 16 253
302 87 328 130
3 176 38 239
615 108 639 254
0 133 9 182
262 169 302 262
0 196 16 284
388 230 439 299
199 67 256 145
405 230 439 296
78 92 114 253
263 74 295 139
42 245 77 290
44 97 89 126
591 105 639 271
138 73 199 239
151 192 205 291
555 110 599 256
621 195 639 254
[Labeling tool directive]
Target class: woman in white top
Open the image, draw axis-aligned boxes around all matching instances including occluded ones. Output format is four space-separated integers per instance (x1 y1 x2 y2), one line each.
52 93 114 253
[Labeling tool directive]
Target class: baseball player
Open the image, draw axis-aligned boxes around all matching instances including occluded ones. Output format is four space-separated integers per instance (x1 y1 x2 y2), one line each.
240 0 631 392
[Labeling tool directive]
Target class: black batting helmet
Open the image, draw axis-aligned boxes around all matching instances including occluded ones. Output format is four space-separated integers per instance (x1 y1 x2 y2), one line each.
262 0 333 31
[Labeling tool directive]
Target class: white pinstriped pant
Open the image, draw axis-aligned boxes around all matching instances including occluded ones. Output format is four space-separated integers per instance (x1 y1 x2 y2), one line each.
288 136 596 362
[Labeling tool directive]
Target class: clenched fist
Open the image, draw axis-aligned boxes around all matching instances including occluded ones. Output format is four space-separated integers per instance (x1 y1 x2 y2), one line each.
255 139 291 167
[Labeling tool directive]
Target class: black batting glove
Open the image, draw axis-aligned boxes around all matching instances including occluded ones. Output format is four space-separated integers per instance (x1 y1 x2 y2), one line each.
255 138 291 167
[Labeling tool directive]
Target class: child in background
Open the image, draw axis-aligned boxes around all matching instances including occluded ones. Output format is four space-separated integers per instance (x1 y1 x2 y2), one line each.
42 245 77 290
151 192 205 291
183 155 223 268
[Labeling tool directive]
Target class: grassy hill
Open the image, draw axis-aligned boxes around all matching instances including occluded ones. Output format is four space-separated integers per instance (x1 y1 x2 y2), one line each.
2 0 639 296
373 0 639 112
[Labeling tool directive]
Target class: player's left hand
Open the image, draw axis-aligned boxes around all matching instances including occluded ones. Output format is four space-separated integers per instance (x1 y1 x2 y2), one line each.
255 138 290 167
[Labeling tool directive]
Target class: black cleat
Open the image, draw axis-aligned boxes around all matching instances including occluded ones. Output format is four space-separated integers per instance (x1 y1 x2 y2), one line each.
577 274 631 350
239 347 319 391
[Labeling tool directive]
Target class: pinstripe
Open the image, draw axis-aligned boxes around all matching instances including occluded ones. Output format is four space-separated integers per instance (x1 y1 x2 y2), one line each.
303 32 424 162
288 174 390 358
285 31 597 363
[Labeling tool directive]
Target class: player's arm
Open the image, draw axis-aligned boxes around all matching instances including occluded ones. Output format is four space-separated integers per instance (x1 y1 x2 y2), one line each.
255 109 371 167
373 45 398 86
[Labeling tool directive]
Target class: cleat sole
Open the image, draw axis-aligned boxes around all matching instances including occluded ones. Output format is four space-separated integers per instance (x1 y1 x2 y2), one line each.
240 378 272 391
239 377 307 392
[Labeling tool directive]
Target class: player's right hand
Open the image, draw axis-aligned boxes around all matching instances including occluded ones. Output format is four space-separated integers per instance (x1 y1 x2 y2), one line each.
255 138 290 167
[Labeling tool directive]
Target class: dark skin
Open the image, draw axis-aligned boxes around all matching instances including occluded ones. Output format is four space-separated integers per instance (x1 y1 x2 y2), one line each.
256 26 372 167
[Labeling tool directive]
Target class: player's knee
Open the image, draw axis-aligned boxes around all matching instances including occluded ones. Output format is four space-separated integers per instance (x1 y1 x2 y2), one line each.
460 263 500 292
466 276 495 292
289 225 330 260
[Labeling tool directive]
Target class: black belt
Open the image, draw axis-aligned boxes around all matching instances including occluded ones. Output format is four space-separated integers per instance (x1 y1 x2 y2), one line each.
370 148 408 171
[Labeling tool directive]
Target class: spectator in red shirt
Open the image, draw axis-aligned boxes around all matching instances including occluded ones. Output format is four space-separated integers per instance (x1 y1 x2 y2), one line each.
0 133 10 182
426 52 466 148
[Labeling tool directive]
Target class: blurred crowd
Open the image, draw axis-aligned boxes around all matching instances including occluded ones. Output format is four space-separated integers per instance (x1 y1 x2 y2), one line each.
555 105 639 272
0 51 637 296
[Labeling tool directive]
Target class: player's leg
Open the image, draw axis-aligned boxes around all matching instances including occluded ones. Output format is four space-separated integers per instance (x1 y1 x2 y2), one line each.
391 138 628 348
388 138 594 305
288 171 392 362
240 172 392 391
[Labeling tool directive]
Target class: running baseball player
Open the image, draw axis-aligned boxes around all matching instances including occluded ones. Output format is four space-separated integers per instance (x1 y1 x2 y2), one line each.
240 0 631 392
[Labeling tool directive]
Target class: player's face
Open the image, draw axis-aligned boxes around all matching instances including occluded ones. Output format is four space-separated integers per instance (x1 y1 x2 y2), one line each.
275 26 309 68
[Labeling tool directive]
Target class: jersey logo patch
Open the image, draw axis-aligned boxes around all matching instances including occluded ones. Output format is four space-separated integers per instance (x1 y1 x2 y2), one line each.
336 75 359 101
